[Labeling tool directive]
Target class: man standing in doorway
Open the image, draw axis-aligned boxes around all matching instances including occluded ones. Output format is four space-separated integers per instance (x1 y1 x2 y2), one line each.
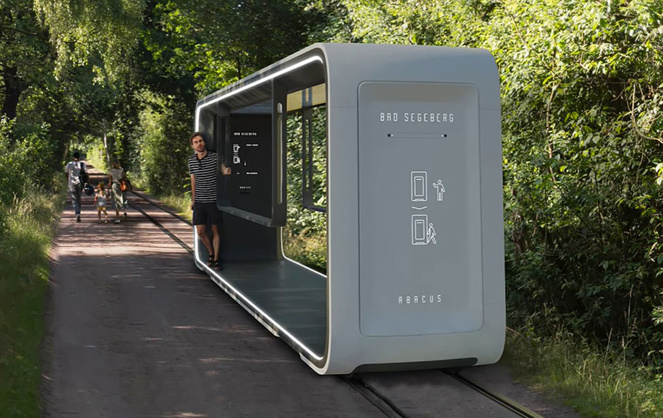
188 132 231 270
65 152 86 222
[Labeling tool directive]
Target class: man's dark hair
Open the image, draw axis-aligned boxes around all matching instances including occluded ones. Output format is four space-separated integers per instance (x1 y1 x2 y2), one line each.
73 152 80 159
190 132 204 144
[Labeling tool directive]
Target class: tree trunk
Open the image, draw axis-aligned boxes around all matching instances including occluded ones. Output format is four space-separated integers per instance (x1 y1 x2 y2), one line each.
2 66 22 121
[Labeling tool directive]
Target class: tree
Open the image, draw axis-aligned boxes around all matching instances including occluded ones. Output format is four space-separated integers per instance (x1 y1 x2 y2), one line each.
145 0 322 94
0 0 51 121
33 0 145 83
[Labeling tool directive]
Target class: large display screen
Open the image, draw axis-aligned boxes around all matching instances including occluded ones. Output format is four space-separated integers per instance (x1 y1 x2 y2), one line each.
358 81 484 337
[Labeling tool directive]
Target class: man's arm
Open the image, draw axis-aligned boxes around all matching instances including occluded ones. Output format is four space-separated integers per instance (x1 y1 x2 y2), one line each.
190 174 196 209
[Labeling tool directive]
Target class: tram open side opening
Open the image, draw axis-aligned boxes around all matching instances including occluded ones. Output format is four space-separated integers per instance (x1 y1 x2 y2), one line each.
195 60 329 362
283 101 327 274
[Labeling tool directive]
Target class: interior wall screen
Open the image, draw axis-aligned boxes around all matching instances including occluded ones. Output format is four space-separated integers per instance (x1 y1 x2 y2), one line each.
226 114 272 219
358 82 484 337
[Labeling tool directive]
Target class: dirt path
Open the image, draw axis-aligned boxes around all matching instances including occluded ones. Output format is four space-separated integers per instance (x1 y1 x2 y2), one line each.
42 171 382 417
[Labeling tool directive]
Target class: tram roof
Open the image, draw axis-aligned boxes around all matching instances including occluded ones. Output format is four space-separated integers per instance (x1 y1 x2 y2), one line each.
196 43 499 115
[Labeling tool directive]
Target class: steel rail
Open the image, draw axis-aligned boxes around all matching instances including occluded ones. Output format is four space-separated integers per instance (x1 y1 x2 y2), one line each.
125 192 193 255
342 376 410 418
443 370 544 418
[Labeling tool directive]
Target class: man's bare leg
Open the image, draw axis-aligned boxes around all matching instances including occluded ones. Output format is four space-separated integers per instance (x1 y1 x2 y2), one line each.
196 224 214 264
211 224 220 262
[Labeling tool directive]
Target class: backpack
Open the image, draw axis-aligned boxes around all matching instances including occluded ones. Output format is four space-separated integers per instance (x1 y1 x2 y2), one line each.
78 162 89 184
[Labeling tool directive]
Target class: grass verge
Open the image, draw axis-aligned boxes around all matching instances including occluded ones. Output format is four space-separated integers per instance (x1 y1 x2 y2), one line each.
159 192 193 223
0 185 64 417
503 329 663 417
282 227 327 273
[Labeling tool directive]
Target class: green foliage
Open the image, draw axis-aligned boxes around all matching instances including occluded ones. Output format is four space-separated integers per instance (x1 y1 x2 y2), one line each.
297 0 354 43
340 0 484 45
284 110 327 271
145 0 321 94
82 136 109 173
283 227 327 273
0 0 51 120
491 0 663 368
14 122 60 188
134 89 192 195
0 119 26 208
160 192 193 221
505 330 663 417
0 85 75 418
0 181 63 418
0 118 58 205
33 0 145 82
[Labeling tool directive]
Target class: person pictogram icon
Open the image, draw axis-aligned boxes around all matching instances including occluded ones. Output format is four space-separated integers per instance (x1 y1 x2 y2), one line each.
433 180 445 202
427 223 437 245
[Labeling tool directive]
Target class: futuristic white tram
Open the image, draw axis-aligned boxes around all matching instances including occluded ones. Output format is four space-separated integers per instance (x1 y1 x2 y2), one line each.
193 43 505 375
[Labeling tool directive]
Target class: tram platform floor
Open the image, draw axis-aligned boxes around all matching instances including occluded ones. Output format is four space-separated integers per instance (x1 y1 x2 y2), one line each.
207 259 327 357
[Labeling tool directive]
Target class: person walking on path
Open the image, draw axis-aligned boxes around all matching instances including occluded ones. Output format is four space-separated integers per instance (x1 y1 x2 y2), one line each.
94 183 110 223
108 160 128 224
65 152 86 222
188 132 230 270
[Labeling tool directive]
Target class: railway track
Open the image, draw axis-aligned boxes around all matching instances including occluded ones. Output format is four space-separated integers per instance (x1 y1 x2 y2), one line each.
126 189 546 418
443 370 543 418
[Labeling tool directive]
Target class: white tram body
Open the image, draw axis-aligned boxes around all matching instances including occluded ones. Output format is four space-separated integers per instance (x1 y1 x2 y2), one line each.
194 43 504 374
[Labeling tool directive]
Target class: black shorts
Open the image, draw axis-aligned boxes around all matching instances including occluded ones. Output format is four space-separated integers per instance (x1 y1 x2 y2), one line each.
192 202 223 226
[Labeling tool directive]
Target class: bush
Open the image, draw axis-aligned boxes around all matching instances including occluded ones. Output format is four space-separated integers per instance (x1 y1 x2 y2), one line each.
0 118 59 206
13 122 60 189
134 90 192 195
283 110 327 271
0 119 27 207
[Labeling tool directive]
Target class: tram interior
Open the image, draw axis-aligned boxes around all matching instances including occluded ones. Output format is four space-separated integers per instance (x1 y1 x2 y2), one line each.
196 63 329 360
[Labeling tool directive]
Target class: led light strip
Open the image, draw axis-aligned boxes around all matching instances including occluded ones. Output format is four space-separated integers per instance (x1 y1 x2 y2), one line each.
193 54 326 362
193 230 324 361
194 56 324 131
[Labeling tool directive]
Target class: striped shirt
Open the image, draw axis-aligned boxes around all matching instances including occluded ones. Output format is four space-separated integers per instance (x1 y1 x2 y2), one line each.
188 151 218 203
